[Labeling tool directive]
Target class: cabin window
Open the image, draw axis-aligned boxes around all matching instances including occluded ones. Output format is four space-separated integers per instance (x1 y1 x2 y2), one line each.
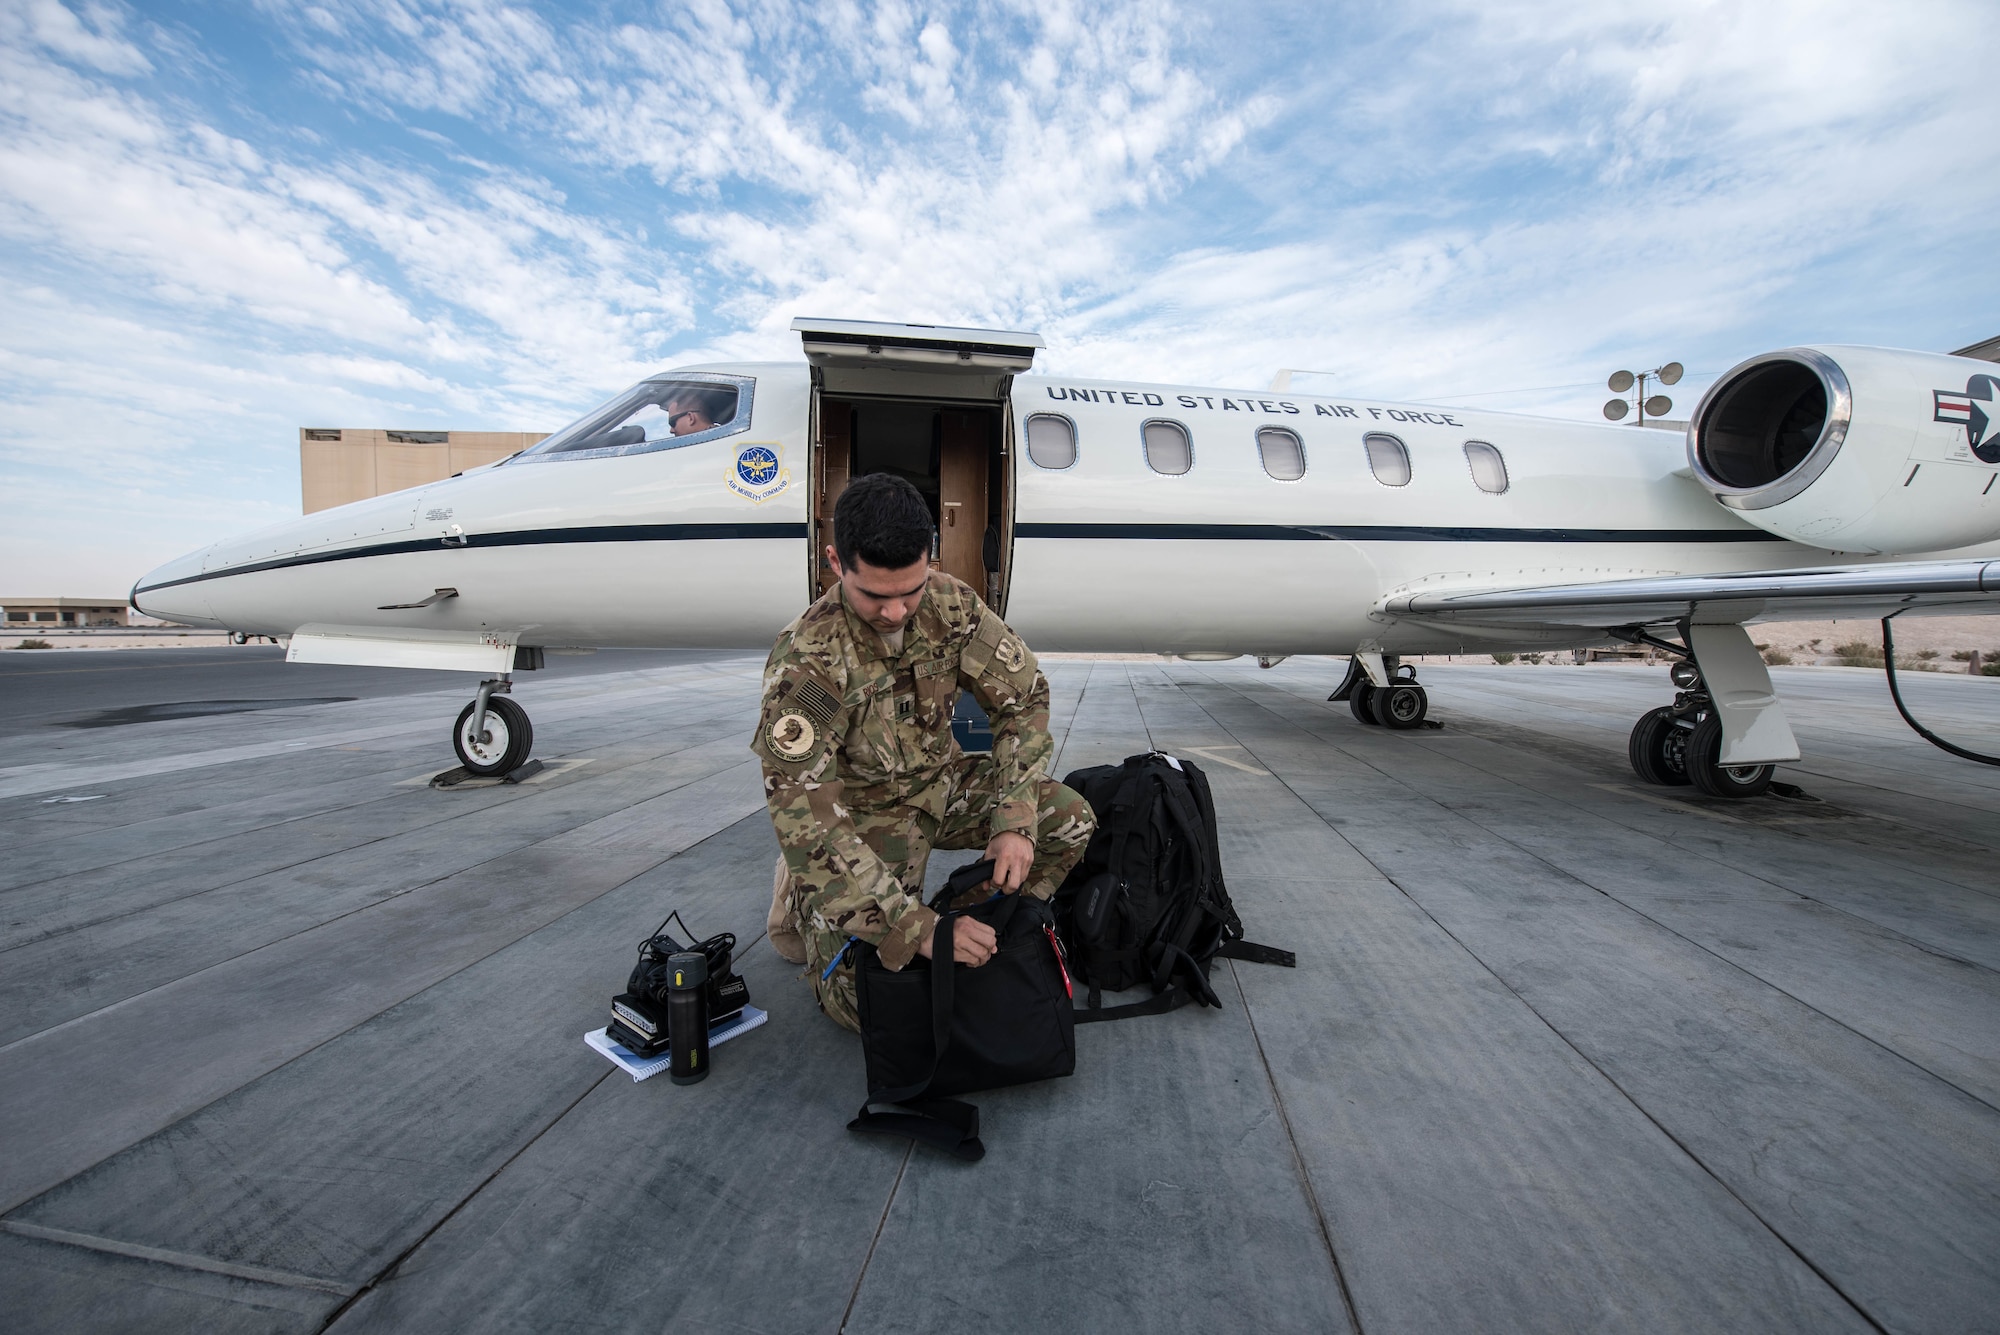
1143 420 1193 475
1025 414 1077 469
516 372 755 462
1258 427 1306 480
1364 432 1411 486
1464 441 1508 494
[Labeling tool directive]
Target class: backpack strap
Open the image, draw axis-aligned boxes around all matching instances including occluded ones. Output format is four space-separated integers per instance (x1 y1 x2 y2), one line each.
1218 939 1296 967
1074 942 1296 1024
1074 981 1198 1023
1180 763 1243 935
1146 772 1227 1002
1076 947 1215 1023
1102 761 1156 886
848 913 986 1161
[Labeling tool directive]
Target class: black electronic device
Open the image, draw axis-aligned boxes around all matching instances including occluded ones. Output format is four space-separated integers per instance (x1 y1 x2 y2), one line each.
606 911 749 1059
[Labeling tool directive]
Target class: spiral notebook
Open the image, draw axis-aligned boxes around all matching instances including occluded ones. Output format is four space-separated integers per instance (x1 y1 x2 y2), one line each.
584 1005 768 1082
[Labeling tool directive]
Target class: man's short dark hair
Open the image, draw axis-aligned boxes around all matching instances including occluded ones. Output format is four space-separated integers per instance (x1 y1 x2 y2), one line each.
661 385 736 424
835 472 933 571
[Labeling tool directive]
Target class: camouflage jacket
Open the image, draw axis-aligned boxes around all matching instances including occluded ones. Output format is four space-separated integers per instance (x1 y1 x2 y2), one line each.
750 571 1053 969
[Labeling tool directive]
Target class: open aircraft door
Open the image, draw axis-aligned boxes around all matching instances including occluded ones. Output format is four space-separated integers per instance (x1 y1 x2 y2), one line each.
793 318 1043 610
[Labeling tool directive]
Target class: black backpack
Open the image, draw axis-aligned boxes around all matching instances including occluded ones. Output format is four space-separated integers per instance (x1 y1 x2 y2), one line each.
1054 752 1294 1021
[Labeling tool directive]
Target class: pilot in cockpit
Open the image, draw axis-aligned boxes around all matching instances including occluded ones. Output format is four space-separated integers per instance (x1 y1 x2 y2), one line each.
663 386 733 437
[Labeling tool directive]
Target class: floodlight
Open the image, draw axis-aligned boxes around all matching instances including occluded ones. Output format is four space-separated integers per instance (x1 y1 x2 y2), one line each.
1608 370 1636 393
1658 362 1683 386
1603 399 1630 420
1645 395 1673 417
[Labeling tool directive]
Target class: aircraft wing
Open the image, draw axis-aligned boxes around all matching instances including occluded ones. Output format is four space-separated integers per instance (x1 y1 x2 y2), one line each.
1382 559 2000 631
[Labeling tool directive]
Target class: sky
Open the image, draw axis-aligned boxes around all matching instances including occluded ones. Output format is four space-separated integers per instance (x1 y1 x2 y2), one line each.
3 0 1997 594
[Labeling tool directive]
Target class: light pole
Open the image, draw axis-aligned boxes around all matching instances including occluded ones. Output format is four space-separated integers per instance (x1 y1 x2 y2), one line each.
1604 362 1684 426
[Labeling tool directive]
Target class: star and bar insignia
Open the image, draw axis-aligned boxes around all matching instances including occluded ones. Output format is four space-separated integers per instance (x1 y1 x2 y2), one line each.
1934 372 2000 462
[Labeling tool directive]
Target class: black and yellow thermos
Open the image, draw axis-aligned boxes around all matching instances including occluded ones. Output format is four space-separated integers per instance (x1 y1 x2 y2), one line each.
667 951 710 1085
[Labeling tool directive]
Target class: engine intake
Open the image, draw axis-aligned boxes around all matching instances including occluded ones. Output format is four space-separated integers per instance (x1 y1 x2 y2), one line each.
1687 344 2000 554
1692 351 1848 505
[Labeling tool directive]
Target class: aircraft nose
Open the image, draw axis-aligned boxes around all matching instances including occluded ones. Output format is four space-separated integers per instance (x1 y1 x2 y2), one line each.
131 547 221 627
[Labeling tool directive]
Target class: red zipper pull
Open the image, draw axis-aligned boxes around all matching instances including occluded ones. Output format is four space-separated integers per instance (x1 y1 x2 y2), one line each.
1044 925 1074 998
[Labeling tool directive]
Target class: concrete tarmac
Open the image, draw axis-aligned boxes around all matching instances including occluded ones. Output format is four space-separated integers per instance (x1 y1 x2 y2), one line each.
0 654 1995 1333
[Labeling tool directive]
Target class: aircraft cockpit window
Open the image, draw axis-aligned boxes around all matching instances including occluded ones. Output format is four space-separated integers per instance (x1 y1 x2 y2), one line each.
1464 441 1509 494
1364 432 1411 486
1257 427 1306 481
1143 420 1193 475
515 373 754 463
1025 414 1078 469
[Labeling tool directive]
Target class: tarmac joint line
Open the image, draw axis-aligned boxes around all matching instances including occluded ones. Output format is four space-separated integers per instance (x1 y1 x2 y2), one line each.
0 1218 351 1296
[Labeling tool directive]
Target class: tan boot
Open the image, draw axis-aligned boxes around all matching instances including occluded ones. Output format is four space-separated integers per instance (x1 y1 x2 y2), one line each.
768 854 807 964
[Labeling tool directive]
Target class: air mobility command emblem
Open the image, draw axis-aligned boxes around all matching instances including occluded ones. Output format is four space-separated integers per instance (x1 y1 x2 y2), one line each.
766 711 817 761
728 443 790 502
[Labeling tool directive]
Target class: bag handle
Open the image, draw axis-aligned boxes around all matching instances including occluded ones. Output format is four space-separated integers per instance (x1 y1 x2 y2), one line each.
933 858 999 909
848 912 986 1160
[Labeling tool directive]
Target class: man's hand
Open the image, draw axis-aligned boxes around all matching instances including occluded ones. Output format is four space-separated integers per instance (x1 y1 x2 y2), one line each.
915 915 998 967
985 830 1035 893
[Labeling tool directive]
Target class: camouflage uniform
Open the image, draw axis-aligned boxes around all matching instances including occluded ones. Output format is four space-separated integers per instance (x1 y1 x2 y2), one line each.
752 571 1095 1031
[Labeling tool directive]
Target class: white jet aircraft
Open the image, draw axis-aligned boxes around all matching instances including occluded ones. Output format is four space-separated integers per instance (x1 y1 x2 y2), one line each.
134 318 2000 795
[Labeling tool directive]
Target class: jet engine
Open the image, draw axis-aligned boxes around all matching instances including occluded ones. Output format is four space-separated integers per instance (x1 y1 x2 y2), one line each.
1687 344 2000 555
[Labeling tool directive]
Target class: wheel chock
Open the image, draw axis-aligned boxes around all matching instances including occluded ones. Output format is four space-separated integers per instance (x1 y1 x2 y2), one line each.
427 758 543 789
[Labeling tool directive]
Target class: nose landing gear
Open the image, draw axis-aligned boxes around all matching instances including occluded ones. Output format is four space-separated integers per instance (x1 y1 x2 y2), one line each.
453 677 534 776
1626 658 1773 798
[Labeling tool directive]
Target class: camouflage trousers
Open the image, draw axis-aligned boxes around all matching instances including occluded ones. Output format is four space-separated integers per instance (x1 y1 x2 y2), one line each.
784 759 1095 1033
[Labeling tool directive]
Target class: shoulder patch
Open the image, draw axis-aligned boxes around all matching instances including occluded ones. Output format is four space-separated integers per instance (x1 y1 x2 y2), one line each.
765 711 819 761
757 664 844 770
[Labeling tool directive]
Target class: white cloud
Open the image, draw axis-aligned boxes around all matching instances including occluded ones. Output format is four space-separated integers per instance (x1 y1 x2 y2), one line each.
1 0 1997 594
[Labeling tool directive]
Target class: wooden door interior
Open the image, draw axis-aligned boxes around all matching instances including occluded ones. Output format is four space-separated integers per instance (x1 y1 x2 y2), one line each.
812 394 1007 607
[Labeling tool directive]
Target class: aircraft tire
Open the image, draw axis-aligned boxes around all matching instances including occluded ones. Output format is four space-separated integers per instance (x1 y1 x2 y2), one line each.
454 696 533 776
1685 713 1773 799
1628 707 1692 786
1349 680 1381 725
1372 684 1429 729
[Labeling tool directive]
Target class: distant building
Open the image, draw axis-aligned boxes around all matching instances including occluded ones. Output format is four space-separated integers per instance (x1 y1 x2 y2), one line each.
3 598 129 627
300 428 550 513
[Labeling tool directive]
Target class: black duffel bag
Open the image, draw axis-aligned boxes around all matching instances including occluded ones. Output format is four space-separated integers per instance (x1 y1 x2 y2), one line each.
848 860 1076 1162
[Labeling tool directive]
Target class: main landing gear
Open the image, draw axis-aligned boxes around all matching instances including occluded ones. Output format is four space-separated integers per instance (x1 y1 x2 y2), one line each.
1333 657 1431 730
453 676 534 776
1627 658 1774 799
